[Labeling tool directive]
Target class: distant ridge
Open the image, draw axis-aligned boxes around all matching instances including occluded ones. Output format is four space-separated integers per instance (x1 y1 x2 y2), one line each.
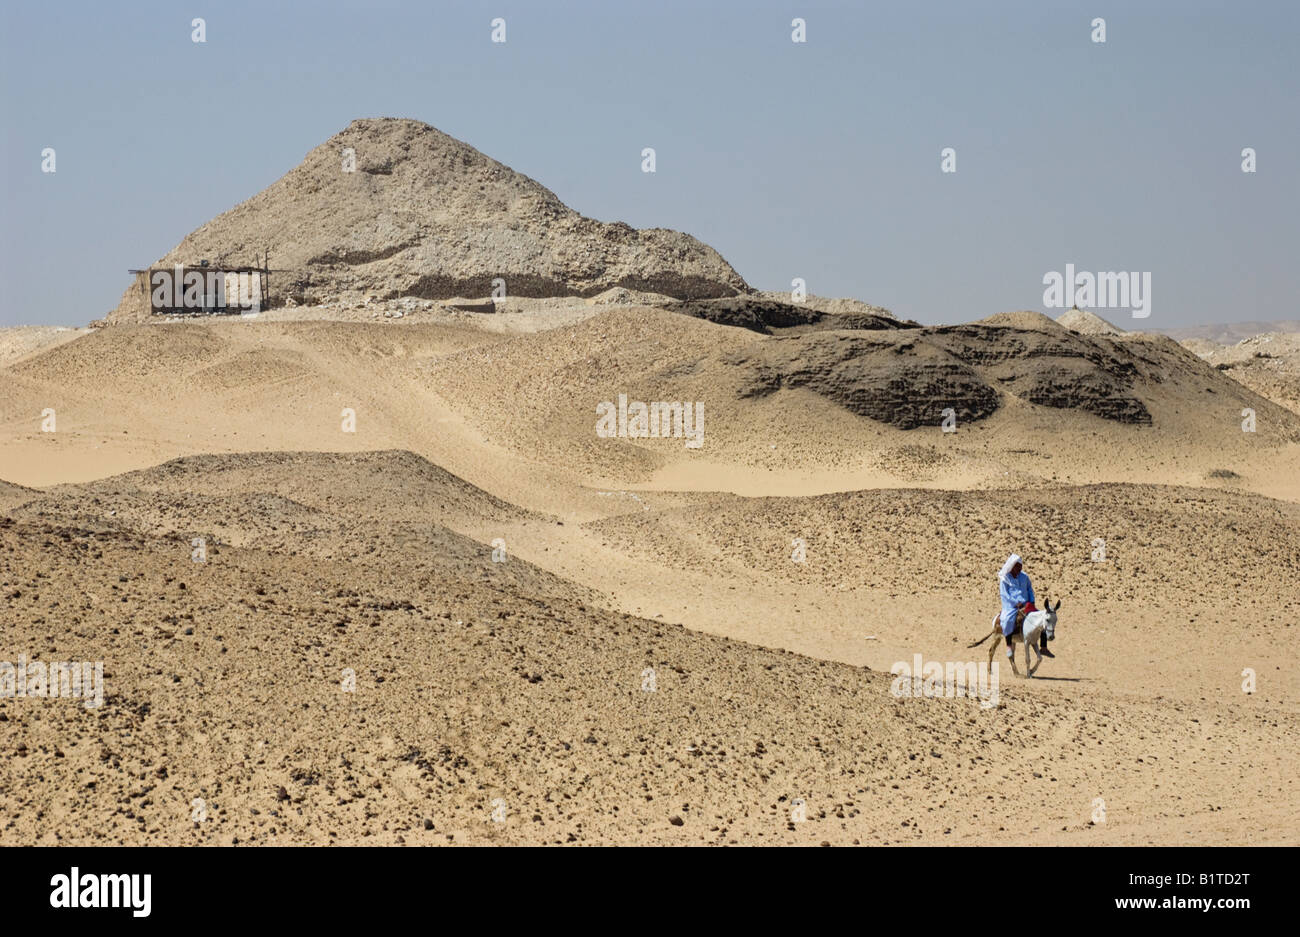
1156 320 1300 344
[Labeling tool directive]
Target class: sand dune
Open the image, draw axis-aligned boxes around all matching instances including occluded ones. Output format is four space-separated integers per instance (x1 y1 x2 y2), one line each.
0 327 91 368
7 306 1297 495
3 450 1295 845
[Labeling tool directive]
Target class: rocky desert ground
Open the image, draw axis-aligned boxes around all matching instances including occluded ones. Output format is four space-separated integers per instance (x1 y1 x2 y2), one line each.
1 119 1296 846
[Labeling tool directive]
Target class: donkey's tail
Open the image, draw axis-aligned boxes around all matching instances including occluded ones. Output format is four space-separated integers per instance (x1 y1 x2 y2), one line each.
967 630 996 649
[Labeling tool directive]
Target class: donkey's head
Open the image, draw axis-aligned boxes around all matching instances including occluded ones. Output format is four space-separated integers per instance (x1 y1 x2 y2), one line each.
1043 597 1061 639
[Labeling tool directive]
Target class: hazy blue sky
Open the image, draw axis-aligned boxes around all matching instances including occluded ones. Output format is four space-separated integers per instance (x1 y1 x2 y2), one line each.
2 0 1296 327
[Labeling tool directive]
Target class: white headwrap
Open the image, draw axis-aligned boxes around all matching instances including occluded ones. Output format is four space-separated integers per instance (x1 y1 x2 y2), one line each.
999 554 1022 582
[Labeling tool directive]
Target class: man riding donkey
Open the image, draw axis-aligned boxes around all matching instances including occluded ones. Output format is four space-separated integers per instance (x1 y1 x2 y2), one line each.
998 553 1053 660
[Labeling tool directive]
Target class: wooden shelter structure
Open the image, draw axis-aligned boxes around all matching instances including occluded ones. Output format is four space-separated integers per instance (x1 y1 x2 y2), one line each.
126 251 276 316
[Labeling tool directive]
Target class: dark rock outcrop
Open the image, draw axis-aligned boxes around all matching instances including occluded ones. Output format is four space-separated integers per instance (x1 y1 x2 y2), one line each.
720 319 1156 428
667 297 916 335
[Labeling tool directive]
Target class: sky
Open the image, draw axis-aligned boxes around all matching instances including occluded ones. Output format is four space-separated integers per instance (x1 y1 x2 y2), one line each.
1 0 1297 328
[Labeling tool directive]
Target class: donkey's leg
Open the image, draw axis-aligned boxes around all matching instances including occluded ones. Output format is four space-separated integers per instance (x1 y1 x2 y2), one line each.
1027 640 1039 678
1008 639 1021 678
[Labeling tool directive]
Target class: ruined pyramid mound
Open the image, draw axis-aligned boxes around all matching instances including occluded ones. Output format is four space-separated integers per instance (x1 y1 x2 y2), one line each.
1056 305 1125 336
977 309 1069 332
109 118 748 321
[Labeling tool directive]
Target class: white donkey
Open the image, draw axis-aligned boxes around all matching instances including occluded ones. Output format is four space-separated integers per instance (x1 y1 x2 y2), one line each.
968 598 1060 678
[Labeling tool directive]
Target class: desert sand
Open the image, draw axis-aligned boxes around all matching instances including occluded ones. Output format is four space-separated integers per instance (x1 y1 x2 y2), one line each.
1 120 1296 846
2 306 1296 846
